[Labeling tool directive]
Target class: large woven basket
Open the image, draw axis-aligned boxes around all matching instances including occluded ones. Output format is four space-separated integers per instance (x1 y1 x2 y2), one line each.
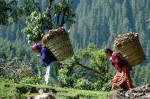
114 32 146 67
42 27 74 61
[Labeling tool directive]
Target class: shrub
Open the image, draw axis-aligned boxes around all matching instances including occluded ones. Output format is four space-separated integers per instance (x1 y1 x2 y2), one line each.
0 58 33 82
74 78 93 90
57 44 113 91
19 77 44 85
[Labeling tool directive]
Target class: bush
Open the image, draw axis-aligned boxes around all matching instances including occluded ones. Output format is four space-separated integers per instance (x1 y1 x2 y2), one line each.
0 58 33 82
58 68 79 87
74 78 93 90
58 67 113 91
57 44 113 91
19 77 44 85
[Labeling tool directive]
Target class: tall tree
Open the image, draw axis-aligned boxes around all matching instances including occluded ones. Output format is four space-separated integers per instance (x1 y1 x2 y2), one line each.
22 0 76 44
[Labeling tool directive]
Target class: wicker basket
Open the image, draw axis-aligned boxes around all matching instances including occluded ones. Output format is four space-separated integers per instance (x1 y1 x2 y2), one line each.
114 32 146 67
42 27 74 61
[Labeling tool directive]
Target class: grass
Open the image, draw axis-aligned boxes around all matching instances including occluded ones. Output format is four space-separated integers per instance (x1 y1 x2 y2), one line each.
0 79 116 99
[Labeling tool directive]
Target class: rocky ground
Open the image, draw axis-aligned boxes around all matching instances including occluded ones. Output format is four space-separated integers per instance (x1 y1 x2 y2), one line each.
27 84 150 99
110 84 150 99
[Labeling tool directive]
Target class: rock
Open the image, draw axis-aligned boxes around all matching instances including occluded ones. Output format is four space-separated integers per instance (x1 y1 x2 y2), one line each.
146 94 150 98
125 92 129 97
27 93 55 99
38 88 57 94
109 84 150 99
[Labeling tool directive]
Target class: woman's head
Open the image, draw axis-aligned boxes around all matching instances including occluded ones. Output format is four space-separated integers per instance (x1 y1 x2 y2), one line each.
32 43 42 53
104 48 113 57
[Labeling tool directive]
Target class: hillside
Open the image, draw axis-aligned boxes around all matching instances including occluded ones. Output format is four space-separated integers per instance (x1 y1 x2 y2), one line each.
70 0 150 49
1 78 150 99
0 79 115 99
69 1 150 87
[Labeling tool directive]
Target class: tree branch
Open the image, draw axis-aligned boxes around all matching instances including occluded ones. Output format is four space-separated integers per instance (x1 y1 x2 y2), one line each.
60 62 104 75
46 0 53 13
60 12 65 27
32 0 41 12
77 63 104 75
57 13 61 25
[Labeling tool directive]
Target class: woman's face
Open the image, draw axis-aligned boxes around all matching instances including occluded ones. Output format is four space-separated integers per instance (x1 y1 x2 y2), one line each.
105 52 112 57
32 48 40 53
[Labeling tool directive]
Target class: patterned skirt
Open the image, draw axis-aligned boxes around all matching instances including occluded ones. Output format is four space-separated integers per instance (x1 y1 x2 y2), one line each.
111 66 134 90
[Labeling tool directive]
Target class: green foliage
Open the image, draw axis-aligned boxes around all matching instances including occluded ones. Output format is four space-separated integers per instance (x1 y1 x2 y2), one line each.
74 78 93 90
0 0 20 25
58 44 113 91
0 78 115 99
22 11 51 43
54 0 76 26
19 77 44 85
58 68 78 87
78 44 108 73
0 79 19 99
22 0 75 44
0 0 39 25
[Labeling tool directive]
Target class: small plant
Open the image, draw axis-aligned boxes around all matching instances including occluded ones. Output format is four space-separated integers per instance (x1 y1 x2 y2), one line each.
19 77 44 85
74 78 93 90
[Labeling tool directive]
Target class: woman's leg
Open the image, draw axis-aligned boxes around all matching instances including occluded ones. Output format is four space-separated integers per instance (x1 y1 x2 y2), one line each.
48 61 61 86
120 83 128 91
45 65 53 86
126 74 134 89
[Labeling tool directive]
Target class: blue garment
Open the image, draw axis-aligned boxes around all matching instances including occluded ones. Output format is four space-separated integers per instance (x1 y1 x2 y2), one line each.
41 47 56 66
45 61 61 86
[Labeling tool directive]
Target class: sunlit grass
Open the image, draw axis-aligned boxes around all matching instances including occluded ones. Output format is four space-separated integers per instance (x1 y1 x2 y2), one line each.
0 79 116 99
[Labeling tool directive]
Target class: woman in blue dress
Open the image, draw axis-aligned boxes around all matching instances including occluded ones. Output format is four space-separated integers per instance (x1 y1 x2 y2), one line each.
32 43 61 86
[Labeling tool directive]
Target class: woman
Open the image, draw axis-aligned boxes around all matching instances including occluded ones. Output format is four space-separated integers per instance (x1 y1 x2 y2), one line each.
104 48 134 90
32 43 61 86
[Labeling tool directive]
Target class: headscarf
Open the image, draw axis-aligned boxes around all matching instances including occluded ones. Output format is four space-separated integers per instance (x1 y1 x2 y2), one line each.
32 43 42 49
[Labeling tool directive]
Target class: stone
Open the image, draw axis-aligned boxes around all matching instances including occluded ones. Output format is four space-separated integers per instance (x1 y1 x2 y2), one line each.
27 93 55 99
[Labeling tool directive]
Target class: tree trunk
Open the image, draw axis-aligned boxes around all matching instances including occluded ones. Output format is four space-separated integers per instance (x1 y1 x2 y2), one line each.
46 0 53 13
60 12 65 27
57 13 61 26
46 0 53 29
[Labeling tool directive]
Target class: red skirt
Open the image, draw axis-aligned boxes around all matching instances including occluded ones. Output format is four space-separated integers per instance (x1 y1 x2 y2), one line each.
111 66 134 90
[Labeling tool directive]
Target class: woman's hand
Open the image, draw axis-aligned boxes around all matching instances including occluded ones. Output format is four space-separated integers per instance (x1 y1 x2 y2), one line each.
109 57 113 62
37 54 41 58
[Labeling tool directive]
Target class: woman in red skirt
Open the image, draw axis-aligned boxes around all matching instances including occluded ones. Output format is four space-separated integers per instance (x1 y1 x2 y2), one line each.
104 48 134 90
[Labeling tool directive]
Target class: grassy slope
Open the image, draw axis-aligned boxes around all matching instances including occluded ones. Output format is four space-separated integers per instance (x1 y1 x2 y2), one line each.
0 80 116 99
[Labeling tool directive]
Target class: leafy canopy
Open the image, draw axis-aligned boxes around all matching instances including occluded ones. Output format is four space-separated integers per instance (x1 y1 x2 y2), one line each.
0 0 40 25
22 0 76 44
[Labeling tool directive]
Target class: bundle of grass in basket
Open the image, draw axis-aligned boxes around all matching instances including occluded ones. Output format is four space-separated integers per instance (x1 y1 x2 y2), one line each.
114 32 146 67
42 27 74 61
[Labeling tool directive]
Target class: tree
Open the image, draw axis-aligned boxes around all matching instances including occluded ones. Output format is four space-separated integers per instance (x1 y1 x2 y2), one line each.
0 0 43 25
58 44 113 91
22 0 76 44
